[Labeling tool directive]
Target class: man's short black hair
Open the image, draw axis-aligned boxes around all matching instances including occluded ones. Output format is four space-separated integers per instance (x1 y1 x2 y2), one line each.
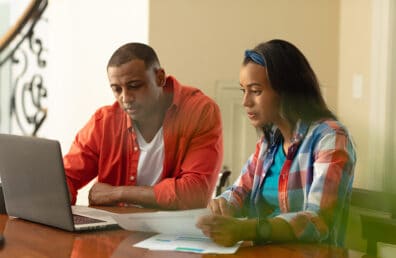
107 42 160 69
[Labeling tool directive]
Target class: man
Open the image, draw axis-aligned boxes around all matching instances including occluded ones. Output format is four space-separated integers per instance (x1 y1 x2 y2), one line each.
64 43 223 209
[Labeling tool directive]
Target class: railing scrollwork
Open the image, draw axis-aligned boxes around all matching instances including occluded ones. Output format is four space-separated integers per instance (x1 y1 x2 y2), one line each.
0 0 48 136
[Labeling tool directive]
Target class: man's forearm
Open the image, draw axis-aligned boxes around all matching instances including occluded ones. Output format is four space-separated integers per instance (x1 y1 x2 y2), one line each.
118 185 158 207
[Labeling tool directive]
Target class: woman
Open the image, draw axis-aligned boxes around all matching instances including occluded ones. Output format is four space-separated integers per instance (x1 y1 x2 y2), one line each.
196 39 356 247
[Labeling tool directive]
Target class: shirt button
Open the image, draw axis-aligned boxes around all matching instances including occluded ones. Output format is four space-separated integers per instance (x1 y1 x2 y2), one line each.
134 147 138 151
130 176 135 181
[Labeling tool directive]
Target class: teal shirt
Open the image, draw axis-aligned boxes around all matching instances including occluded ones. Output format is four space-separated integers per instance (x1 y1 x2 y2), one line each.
261 140 286 217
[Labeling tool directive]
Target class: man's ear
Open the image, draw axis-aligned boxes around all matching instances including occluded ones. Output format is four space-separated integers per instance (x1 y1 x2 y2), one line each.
155 68 166 87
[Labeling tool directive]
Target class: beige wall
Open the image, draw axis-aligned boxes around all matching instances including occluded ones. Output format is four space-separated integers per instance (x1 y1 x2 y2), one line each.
338 0 396 191
338 0 372 189
149 0 390 190
149 0 340 111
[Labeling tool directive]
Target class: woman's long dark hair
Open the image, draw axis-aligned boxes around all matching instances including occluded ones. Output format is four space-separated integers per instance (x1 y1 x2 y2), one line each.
244 39 336 133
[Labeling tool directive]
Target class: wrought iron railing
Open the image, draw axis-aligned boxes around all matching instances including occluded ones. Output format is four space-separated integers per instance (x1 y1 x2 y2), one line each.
0 0 48 136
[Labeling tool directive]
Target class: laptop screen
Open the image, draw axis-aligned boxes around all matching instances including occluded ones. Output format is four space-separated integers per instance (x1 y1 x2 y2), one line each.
0 134 75 231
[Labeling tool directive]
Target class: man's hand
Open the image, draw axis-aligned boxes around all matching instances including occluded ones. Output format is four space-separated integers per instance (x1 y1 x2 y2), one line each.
88 183 157 207
207 197 235 216
88 182 122 206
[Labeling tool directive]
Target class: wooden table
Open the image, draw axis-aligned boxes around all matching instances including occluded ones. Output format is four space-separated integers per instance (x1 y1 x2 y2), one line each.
0 207 369 258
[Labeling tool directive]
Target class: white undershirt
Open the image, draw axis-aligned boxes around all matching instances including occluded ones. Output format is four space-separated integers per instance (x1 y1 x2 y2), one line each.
134 125 164 186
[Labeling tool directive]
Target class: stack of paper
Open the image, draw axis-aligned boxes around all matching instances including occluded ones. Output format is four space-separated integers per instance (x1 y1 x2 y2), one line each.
111 208 241 254
134 233 240 254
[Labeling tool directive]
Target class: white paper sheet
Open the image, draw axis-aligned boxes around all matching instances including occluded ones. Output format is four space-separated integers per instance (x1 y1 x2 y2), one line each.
111 208 242 254
134 233 241 254
111 208 209 236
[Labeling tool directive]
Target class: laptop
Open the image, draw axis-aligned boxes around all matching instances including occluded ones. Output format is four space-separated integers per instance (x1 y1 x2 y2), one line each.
0 133 118 231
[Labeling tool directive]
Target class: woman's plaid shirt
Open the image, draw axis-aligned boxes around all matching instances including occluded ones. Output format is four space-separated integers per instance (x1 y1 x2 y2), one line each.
220 119 356 246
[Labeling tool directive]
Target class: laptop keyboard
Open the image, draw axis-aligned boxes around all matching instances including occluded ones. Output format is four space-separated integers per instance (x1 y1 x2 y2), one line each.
73 214 106 225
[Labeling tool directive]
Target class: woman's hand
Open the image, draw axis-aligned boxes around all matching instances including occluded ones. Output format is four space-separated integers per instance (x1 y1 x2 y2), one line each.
196 215 257 247
196 215 242 246
207 197 235 216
